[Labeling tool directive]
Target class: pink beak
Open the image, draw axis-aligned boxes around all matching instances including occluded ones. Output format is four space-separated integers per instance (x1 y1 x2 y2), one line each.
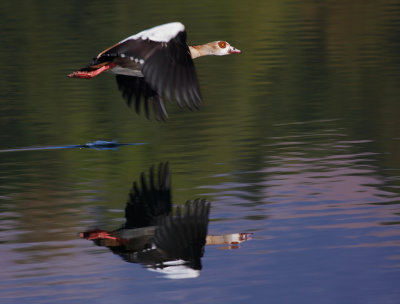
229 46 242 54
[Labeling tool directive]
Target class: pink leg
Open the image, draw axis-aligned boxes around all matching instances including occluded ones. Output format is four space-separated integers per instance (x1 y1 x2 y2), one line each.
79 229 127 246
68 62 116 79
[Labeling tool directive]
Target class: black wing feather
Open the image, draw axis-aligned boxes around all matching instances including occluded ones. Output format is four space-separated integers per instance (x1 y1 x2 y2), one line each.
116 75 168 120
142 31 202 109
154 199 210 269
124 162 172 229
101 30 202 120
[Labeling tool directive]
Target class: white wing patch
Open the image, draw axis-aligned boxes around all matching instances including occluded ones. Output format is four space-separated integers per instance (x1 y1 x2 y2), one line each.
121 22 185 43
110 66 143 77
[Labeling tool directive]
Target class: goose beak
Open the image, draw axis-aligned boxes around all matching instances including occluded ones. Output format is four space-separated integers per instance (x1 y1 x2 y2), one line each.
228 46 242 54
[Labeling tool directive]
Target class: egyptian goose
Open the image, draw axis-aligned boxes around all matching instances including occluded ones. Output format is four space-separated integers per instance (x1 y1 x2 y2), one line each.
80 162 251 278
80 163 210 277
68 22 241 120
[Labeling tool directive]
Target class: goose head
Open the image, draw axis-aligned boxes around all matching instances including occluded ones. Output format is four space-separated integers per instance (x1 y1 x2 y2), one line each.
209 40 242 55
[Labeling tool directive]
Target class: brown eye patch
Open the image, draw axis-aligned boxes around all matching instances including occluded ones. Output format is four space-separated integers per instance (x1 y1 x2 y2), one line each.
218 41 227 48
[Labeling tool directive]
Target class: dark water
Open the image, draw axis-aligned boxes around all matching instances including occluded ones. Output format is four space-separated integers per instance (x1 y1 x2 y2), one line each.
1 1 400 303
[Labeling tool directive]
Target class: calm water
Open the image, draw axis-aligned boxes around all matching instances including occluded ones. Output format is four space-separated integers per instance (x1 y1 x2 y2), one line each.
1 1 400 303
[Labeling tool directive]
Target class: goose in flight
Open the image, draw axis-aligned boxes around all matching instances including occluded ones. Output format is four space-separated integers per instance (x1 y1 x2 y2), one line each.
68 22 241 120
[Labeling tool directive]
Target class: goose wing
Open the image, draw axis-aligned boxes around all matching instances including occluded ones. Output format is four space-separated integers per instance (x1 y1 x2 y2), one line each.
98 22 202 119
124 163 172 229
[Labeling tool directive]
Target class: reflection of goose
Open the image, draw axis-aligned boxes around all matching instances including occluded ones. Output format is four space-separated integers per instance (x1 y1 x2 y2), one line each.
68 22 241 120
81 163 209 279
80 163 251 279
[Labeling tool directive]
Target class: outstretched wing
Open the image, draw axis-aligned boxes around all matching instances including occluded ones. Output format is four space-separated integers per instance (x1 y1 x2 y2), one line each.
140 30 202 110
116 75 168 120
124 162 172 229
154 199 210 270
97 23 202 119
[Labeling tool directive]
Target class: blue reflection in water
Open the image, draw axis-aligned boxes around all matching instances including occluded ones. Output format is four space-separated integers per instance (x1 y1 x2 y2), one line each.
0 140 146 153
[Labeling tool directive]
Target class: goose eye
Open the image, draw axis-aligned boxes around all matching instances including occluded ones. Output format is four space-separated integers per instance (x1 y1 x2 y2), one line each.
218 41 227 48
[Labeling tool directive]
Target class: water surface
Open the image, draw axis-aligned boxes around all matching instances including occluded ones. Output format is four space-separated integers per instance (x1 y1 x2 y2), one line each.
1 1 400 303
